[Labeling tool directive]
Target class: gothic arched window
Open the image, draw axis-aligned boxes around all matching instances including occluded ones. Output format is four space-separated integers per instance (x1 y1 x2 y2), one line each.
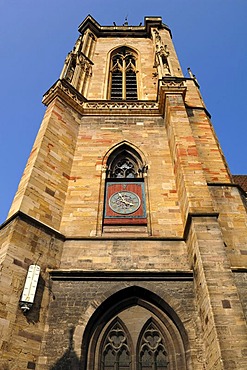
104 144 147 226
107 147 143 179
138 321 169 370
100 319 132 370
109 47 138 100
98 318 170 370
111 157 137 178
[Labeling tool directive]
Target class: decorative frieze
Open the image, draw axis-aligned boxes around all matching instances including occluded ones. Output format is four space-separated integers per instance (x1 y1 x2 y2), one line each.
43 77 189 117
84 100 158 111
43 79 160 115
160 79 185 88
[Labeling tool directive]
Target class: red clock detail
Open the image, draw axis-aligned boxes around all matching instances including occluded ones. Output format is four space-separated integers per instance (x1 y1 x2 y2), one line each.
104 182 146 225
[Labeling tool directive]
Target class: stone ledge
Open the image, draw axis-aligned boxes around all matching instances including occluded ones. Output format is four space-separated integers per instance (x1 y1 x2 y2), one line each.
42 79 160 116
0 210 65 240
42 79 86 115
42 77 212 117
49 269 193 281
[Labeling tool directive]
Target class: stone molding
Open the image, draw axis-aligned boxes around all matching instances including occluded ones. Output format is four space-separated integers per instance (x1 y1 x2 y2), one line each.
160 78 186 89
78 15 172 38
83 100 159 115
50 270 193 281
42 79 86 114
42 78 191 116
42 79 160 116
158 77 187 115
0 210 65 239
1 209 228 243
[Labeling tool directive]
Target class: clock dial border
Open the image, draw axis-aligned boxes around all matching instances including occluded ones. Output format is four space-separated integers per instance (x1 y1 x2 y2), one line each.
104 181 146 220
109 190 141 215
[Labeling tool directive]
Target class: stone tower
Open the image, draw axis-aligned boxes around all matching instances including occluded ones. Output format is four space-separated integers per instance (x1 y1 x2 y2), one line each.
0 15 247 370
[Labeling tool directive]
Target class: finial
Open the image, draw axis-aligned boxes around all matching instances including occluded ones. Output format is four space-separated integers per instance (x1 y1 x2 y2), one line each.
123 15 128 26
187 67 194 79
187 67 200 88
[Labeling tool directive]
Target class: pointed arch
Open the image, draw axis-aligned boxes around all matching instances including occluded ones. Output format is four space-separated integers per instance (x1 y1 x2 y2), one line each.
137 318 169 370
103 143 148 226
99 317 133 370
103 141 147 167
108 46 139 100
106 142 147 179
107 45 141 62
81 286 191 370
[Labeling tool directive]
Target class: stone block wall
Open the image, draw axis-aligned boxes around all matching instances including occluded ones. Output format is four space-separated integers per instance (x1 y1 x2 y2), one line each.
37 279 203 370
59 239 189 271
0 217 64 370
187 216 247 369
234 272 247 321
8 98 80 231
86 28 183 101
60 114 183 237
209 186 247 267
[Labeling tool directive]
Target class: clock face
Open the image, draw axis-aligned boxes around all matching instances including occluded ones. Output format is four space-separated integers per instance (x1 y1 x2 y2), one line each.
109 191 141 215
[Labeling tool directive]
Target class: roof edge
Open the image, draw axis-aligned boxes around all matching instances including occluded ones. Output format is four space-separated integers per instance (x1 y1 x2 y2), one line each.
78 14 172 38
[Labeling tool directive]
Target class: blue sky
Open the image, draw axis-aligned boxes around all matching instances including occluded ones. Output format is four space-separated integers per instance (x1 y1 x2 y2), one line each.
0 0 247 223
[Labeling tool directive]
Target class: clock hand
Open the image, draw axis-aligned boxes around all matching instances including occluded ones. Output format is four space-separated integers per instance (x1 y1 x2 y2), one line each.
118 192 124 200
118 192 133 206
124 201 134 206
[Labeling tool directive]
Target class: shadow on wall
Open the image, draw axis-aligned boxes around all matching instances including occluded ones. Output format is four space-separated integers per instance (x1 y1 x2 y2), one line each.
50 327 80 370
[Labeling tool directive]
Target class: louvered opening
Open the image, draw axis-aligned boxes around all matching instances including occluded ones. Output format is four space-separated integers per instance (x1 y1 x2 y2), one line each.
126 71 137 100
109 47 138 100
111 71 123 100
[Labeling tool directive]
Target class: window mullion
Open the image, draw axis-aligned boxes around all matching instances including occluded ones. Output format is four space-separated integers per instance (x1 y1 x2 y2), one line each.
122 58 126 99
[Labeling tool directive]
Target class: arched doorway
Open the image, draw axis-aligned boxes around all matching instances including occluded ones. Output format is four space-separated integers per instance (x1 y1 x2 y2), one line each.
81 286 189 369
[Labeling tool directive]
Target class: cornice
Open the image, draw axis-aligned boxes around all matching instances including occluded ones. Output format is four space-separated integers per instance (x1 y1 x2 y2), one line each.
50 270 193 281
0 211 65 240
207 182 247 197
78 15 171 38
42 79 160 116
42 79 86 114
1 210 227 242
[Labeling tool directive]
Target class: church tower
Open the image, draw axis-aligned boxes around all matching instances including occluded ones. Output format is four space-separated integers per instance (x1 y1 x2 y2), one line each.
0 15 247 370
